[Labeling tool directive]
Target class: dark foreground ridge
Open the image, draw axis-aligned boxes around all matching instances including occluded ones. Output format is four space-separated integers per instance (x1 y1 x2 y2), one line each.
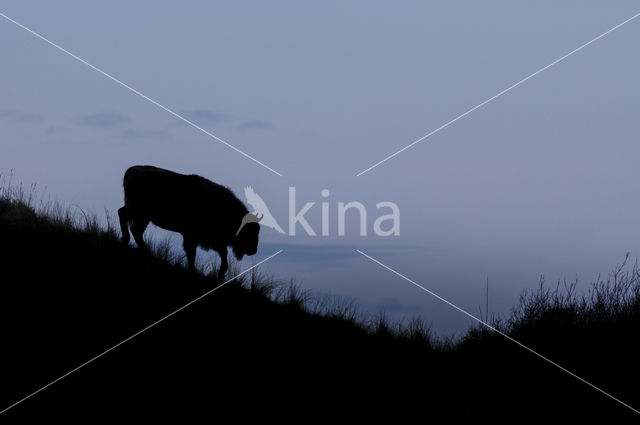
0 196 639 420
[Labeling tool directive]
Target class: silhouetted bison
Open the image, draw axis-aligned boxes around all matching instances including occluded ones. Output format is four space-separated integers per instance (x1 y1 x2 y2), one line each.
118 165 262 279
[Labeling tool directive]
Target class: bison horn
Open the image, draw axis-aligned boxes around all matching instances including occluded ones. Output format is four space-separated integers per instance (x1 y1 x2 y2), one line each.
236 212 263 236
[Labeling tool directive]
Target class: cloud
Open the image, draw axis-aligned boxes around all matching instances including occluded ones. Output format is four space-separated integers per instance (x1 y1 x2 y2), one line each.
122 129 166 138
73 111 167 139
0 110 44 122
260 243 361 263
180 109 228 126
370 297 422 313
236 120 272 132
259 243 432 264
76 111 132 128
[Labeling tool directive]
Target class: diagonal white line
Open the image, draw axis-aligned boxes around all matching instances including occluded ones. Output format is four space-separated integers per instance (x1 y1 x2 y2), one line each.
356 249 640 415
0 11 283 177
356 11 640 177
0 249 284 415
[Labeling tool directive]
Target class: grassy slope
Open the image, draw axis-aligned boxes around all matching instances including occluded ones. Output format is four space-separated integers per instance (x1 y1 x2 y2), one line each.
0 197 639 420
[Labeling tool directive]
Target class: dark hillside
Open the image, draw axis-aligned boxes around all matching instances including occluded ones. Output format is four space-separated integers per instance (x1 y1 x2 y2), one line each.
0 197 638 420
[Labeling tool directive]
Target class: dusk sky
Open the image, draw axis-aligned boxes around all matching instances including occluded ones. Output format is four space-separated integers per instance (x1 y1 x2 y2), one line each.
2 1 639 335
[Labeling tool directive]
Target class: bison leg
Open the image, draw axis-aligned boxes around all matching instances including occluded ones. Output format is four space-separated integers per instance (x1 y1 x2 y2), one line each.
216 247 228 281
117 206 130 245
130 218 150 252
183 238 197 272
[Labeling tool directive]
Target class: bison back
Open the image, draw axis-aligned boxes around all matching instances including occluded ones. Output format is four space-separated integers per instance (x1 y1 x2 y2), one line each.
123 165 247 237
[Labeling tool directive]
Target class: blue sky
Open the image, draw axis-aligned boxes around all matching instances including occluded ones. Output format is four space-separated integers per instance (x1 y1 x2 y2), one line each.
1 1 639 335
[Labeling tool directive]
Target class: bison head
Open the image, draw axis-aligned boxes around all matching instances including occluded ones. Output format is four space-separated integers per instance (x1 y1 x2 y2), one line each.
232 213 262 260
